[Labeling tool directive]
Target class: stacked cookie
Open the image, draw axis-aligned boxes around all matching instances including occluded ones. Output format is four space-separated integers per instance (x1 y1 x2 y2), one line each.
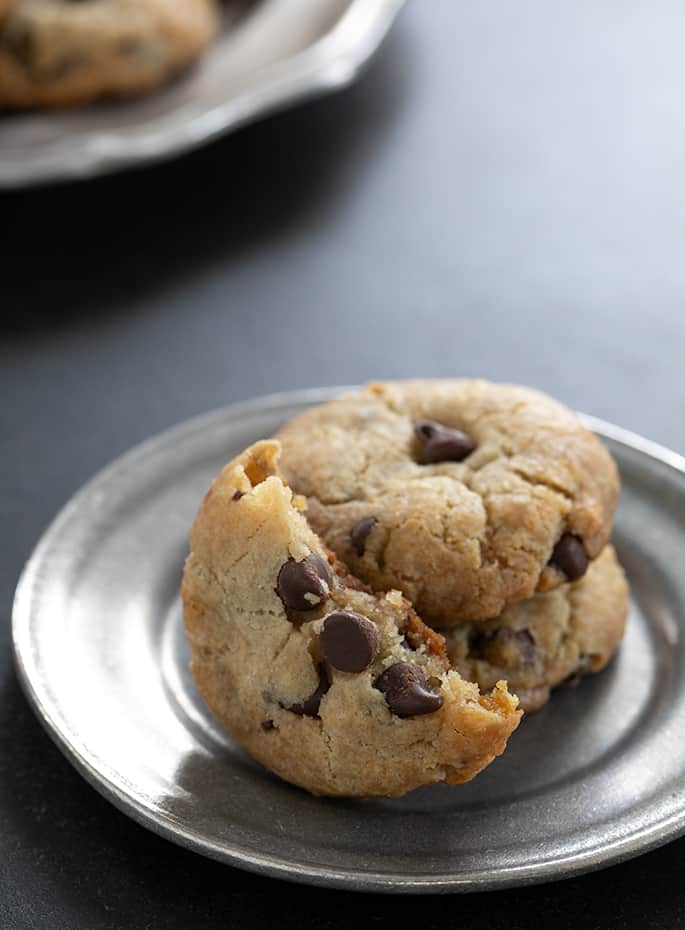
0 1 220 108
182 380 628 797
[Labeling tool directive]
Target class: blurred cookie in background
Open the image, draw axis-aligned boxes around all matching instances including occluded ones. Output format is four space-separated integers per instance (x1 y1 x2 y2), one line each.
0 0 220 108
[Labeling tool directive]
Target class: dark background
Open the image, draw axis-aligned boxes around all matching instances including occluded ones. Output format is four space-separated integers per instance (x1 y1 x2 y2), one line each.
2 2 685 927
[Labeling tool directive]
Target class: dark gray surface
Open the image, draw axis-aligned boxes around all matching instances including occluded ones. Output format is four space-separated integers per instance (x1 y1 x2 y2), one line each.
2 0 684 926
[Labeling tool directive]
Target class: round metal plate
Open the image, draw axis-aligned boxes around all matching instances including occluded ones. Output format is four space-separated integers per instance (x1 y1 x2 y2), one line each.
12 388 685 893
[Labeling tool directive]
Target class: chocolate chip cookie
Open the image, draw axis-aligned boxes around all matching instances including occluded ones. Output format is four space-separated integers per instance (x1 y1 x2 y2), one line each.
0 0 219 108
277 380 619 625
442 545 628 711
182 440 522 798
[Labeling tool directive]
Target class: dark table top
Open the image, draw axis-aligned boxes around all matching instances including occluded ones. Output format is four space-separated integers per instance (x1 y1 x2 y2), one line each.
3 2 685 927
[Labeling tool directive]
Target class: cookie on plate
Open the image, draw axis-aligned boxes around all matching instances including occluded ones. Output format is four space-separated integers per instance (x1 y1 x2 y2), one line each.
442 545 628 711
277 380 619 625
0 0 219 108
182 440 522 798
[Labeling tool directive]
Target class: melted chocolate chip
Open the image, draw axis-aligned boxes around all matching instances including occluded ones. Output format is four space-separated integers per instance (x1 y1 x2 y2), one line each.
414 420 476 465
320 610 379 673
374 662 444 717
261 719 276 731
550 533 589 581
276 554 333 611
287 665 330 717
232 490 245 501
350 515 378 557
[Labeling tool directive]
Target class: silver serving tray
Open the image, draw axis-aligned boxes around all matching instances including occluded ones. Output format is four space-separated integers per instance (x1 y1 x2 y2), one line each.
0 0 404 187
12 388 685 892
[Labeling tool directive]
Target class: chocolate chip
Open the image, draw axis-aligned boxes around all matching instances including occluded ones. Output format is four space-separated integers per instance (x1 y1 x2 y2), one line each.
414 420 476 464
563 653 601 687
232 490 245 501
287 665 330 717
512 629 537 664
117 37 146 58
350 515 377 556
2 26 34 68
276 554 333 611
320 610 379 673
471 628 536 666
2 25 85 79
261 719 276 731
40 54 86 81
550 533 589 581
374 662 444 717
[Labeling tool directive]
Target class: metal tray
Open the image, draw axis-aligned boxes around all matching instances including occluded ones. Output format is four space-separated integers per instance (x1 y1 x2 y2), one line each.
0 0 404 187
12 388 685 892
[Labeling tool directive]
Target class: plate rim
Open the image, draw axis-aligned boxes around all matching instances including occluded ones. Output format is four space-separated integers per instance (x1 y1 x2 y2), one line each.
0 0 406 189
12 385 685 893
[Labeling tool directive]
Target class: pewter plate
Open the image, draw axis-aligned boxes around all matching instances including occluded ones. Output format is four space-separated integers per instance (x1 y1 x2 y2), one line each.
12 388 685 893
0 0 404 188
